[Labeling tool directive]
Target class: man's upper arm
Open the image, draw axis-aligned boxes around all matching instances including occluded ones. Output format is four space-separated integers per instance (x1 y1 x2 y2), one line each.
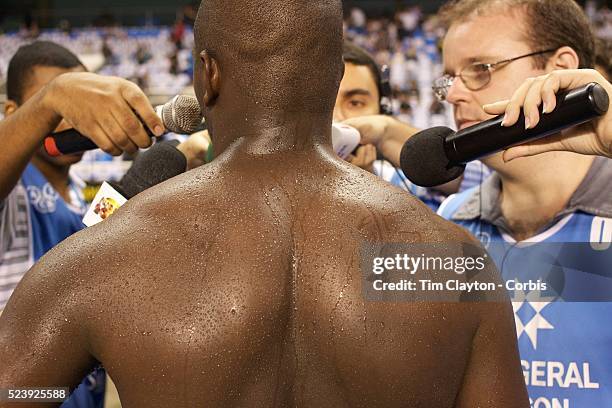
451 226 529 407
0 235 97 397
396 207 528 406
393 212 528 407
454 299 529 407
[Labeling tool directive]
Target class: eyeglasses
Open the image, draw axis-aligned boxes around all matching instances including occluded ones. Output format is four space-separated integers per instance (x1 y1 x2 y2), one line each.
432 49 557 101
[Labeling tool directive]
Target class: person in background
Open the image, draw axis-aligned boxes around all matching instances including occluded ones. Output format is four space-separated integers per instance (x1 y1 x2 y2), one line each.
434 0 612 405
0 41 209 407
0 40 208 311
337 41 449 210
334 41 388 172
339 41 491 211
0 39 119 408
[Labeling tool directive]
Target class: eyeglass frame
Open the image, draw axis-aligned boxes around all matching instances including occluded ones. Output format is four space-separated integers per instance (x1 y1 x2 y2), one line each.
432 48 558 101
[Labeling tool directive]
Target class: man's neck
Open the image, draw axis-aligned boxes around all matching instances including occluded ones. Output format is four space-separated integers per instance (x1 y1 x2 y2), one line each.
208 109 333 157
31 156 72 203
497 152 595 241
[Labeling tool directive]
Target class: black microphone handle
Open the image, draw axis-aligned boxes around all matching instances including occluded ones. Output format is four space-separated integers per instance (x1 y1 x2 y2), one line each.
45 124 157 156
445 82 609 164
44 128 98 156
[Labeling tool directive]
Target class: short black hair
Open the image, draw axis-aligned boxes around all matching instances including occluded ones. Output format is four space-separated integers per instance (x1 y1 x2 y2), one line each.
7 41 84 104
342 41 382 100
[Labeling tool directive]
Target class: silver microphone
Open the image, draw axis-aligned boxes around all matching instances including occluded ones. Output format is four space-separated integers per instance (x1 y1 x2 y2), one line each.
45 95 205 156
155 95 203 134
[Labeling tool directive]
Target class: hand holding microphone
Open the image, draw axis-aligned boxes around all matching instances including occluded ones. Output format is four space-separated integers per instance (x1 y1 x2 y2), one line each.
42 72 166 156
400 81 609 187
483 69 612 160
342 115 420 168
44 93 203 156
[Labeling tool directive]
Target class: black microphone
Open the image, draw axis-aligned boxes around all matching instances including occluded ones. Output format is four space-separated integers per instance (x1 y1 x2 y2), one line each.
44 128 97 156
400 82 609 187
44 95 203 156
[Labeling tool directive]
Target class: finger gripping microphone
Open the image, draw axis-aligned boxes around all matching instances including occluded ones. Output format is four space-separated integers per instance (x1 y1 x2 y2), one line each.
44 95 203 156
400 82 609 187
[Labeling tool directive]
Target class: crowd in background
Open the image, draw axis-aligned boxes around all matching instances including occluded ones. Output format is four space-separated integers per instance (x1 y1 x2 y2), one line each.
0 1 610 187
0 26 194 99
345 5 452 130
2 2 610 121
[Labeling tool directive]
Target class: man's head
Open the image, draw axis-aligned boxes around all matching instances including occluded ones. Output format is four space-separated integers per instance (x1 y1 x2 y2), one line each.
193 0 344 143
5 41 86 167
334 42 383 121
438 0 595 170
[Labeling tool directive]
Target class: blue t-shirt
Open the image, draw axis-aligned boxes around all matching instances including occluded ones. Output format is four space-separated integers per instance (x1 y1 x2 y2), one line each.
438 160 612 407
21 164 86 260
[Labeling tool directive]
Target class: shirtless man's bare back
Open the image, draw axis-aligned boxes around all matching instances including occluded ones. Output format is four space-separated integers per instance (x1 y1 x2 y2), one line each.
0 1 528 407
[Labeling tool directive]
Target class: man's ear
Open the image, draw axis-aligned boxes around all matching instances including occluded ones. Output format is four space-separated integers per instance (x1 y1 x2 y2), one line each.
547 46 580 71
201 50 221 107
4 100 18 117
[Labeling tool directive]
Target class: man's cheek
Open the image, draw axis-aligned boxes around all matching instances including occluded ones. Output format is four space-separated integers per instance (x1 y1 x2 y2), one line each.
363 102 381 116
472 92 499 119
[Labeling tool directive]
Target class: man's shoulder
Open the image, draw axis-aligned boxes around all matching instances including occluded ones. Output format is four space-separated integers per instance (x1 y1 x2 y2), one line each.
343 169 474 245
119 164 224 218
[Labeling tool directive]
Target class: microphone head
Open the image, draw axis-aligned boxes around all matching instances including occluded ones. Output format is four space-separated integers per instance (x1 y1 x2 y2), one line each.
158 95 203 134
400 126 466 187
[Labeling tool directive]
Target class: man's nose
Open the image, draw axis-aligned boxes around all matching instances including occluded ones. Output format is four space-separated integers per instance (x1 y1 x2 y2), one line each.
445 77 470 106
333 105 345 122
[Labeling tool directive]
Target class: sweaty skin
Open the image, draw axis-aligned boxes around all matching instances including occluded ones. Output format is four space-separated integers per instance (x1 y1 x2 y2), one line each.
0 146 526 407
0 1 528 407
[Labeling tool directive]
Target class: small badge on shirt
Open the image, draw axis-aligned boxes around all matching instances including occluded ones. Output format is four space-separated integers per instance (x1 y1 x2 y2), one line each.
83 182 127 227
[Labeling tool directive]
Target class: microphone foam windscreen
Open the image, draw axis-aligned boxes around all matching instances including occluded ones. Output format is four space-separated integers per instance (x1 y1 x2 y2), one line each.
113 140 187 199
400 126 466 187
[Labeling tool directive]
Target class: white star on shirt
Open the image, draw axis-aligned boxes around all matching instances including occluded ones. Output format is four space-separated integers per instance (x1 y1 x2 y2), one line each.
511 283 555 350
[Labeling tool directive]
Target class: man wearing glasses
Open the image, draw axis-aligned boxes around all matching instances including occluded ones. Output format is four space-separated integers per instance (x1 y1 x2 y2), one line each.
433 0 612 406
347 0 611 405
431 49 557 107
